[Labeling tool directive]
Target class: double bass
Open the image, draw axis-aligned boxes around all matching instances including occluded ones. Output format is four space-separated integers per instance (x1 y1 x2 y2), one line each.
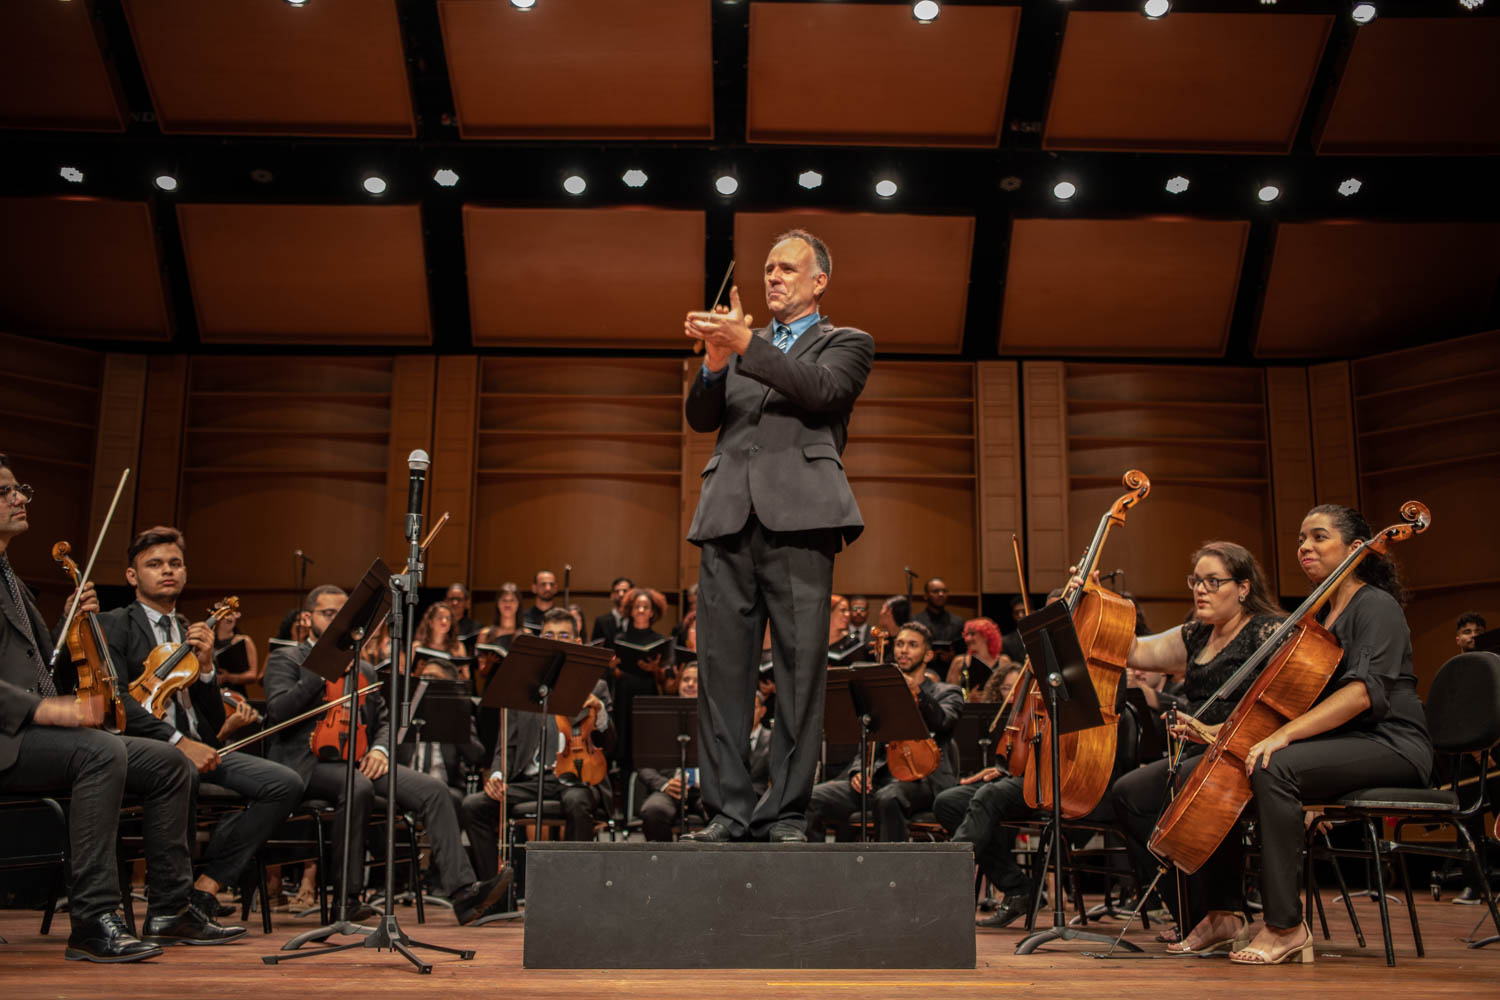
1021 469 1151 818
1149 501 1431 873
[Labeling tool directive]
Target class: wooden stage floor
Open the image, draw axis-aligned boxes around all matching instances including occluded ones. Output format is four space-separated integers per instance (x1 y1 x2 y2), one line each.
2 894 1496 998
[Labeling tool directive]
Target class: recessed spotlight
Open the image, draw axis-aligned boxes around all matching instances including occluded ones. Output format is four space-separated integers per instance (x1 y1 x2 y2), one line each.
362 175 387 195
912 1 940 22
284 0 308 6
1165 175 1189 195
59 166 83 184
432 168 459 188
1459 0 1483 9
1260 0 1277 5
798 170 823 190
153 174 178 192
1257 184 1281 203
875 178 898 198
1351 3 1377 23
1143 0 1170 18
999 175 1022 192
715 174 739 196
510 0 536 8
622 169 648 189
1052 180 1077 201
1338 177 1362 197
563 174 586 195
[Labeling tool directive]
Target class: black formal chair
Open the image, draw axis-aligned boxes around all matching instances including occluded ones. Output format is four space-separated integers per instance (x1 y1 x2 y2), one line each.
0 795 69 938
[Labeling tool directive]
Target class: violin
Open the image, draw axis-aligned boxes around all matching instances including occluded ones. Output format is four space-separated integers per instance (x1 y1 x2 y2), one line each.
1150 500 1431 873
553 697 607 786
310 670 372 763
1021 469 1150 819
862 626 942 782
129 596 239 718
51 541 126 731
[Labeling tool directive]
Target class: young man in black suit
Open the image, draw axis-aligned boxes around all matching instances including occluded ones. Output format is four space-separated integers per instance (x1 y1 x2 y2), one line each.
0 457 242 962
682 228 874 843
590 575 633 646
96 526 305 924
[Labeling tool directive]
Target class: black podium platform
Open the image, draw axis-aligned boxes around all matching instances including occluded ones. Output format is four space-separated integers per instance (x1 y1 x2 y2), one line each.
523 842 975 969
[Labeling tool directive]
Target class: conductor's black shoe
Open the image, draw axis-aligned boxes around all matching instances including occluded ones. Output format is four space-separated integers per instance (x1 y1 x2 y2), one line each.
767 822 807 843
451 865 514 926
65 913 163 963
976 894 1032 929
682 821 737 843
142 906 247 946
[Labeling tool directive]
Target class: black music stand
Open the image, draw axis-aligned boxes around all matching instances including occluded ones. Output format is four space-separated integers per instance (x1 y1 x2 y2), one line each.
633 696 700 838
1012 600 1139 954
825 664 932 842
953 702 1001 774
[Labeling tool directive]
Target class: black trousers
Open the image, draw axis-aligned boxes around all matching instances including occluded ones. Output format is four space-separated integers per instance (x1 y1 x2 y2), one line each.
948 775 1037 896
640 787 704 842
196 754 304 889
697 515 836 838
0 725 193 925
305 761 477 899
807 773 933 842
460 778 601 879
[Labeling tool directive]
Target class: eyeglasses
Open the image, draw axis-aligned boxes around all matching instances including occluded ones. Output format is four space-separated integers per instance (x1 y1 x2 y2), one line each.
0 484 35 504
1186 574 1238 593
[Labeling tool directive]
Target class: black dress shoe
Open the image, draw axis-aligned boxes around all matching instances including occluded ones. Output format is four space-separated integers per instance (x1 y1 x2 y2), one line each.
976 894 1032 929
451 865 515 926
188 888 234 924
342 899 380 922
65 912 163 964
767 822 807 843
682 821 737 843
142 906 248 946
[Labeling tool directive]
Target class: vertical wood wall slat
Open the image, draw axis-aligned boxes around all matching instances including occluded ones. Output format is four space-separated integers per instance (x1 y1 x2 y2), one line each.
977 361 1023 594
134 354 188 536
384 356 437 566
1022 361 1070 586
679 360 714 593
1265 367 1316 597
1308 361 1360 509
425 356 476 587
88 354 148 581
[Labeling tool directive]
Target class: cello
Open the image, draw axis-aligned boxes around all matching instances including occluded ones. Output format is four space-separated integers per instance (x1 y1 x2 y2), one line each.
1021 469 1151 818
1149 500 1431 874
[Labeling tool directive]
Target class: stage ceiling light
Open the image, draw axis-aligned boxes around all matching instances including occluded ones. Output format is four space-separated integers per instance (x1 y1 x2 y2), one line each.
715 175 739 196
433 169 459 187
59 166 83 183
875 179 898 198
622 169 648 188
1351 3 1377 23
153 174 178 192
285 0 308 7
1257 183 1281 203
912 2 940 23
1338 177 1363 197
563 174 587 195
1052 180 1077 200
797 170 823 190
1460 0 1483 9
362 175 387 195
1165 176 1189 194
1143 0 1170 18
999 175 1022 192
510 0 536 9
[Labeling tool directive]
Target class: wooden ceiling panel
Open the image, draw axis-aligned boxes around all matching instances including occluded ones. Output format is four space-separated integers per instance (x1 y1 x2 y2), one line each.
177 204 431 345
439 0 712 140
1000 218 1249 356
1320 19 1500 156
746 4 1020 147
0 197 170 340
0 2 125 131
466 206 705 349
1044 13 1332 154
733 212 974 354
1255 222 1500 358
122 0 414 136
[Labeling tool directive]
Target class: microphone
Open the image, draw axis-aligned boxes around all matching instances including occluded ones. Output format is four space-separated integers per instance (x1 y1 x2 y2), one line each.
406 449 430 544
903 566 918 579
294 549 315 566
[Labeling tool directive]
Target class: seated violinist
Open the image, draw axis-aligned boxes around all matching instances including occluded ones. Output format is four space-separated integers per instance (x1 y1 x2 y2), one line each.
263 584 511 924
460 608 616 877
638 663 708 840
96 526 303 931
806 621 963 842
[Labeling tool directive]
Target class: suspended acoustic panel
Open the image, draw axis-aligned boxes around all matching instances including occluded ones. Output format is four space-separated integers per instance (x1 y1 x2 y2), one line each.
1000 217 1249 356
121 0 414 136
439 0 713 140
1044 12 1331 154
465 206 704 349
1319 19 1500 156
732 212 974 353
0 2 126 131
177 203 431 345
746 4 1021 147
1255 221 1500 358
0 197 170 340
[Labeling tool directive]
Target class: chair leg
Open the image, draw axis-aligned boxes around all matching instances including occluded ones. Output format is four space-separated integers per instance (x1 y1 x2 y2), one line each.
1323 831 1366 948
1305 828 1331 941
409 822 425 925
1395 851 1423 958
39 866 63 936
258 856 273 935
1364 818 1396 966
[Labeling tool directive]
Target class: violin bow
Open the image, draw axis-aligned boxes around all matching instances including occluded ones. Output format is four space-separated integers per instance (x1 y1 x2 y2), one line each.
51 468 130 667
989 534 1034 733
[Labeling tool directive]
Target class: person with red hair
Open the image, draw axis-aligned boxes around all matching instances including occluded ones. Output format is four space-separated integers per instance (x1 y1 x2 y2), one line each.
945 617 1007 698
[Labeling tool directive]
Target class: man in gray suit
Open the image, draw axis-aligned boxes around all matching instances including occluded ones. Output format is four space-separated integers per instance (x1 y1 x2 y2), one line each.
681 229 874 842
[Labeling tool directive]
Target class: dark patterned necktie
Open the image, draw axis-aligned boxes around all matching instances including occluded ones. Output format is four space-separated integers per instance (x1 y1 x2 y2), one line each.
773 324 793 352
1 555 56 697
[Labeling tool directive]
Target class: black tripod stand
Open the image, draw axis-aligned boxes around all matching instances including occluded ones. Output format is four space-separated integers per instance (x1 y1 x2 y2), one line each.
1014 601 1139 954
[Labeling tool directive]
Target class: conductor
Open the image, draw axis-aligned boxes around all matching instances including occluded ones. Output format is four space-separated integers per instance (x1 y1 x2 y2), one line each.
681 229 874 842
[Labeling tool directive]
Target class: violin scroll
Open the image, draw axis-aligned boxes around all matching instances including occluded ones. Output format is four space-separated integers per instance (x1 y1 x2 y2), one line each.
1120 468 1151 504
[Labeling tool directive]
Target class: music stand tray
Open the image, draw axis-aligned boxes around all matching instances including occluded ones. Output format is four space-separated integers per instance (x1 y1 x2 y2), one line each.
633 695 700 837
